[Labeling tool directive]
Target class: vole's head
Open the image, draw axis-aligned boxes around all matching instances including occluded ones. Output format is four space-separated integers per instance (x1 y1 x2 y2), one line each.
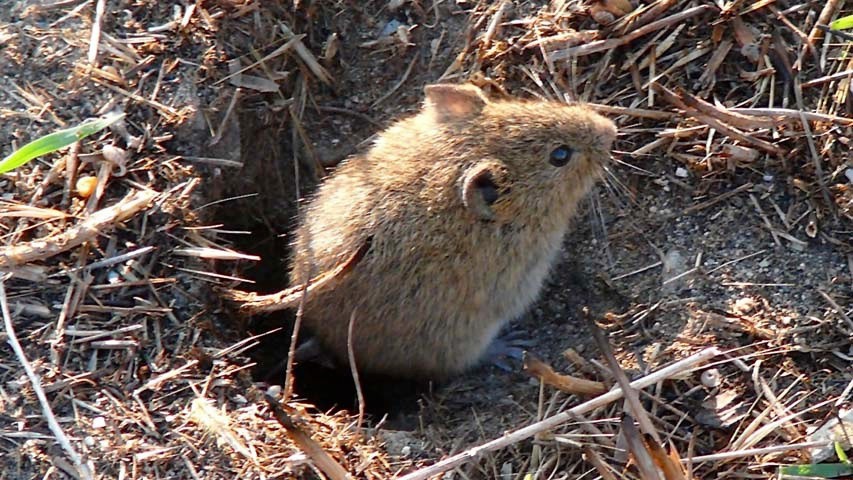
422 83 616 223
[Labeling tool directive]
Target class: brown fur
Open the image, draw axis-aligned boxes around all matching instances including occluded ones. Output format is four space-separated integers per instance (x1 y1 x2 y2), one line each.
290 84 616 379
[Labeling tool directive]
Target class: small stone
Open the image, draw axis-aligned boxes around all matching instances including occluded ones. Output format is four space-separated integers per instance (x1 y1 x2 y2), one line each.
92 416 106 429
379 19 403 37
75 176 98 199
266 385 282 396
701 368 720 388
590 7 616 25
732 297 757 315
808 409 853 462
675 167 689 178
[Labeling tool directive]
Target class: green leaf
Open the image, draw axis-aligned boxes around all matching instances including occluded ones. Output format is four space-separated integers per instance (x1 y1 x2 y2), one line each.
836 441 850 464
780 463 853 478
830 14 853 30
0 112 126 174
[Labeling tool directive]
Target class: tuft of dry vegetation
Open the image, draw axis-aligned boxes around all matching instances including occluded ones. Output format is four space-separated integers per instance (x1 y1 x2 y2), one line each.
0 1 850 479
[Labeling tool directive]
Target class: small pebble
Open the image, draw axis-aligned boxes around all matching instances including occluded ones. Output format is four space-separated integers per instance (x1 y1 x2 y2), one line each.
732 296 757 315
76 176 98 198
92 416 106 429
675 167 689 178
379 19 403 37
701 368 720 388
266 385 282 396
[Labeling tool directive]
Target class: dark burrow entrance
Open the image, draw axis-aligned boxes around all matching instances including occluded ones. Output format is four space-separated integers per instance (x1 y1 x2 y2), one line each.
202 108 427 426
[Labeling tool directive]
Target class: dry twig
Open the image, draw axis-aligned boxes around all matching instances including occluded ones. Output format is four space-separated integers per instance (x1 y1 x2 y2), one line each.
0 278 94 480
264 392 353 480
225 237 371 314
0 190 157 268
551 5 713 58
397 348 720 480
523 353 607 396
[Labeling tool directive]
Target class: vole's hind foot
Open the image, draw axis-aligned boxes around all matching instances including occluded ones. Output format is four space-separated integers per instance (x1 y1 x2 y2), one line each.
260 339 338 383
293 338 338 369
485 330 534 372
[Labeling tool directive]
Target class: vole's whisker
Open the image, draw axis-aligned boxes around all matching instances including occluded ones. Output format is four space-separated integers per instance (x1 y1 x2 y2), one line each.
601 166 636 207
612 156 653 176
601 178 628 211
589 192 613 266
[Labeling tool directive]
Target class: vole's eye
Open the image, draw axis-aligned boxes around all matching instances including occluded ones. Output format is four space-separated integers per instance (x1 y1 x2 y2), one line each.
549 145 574 167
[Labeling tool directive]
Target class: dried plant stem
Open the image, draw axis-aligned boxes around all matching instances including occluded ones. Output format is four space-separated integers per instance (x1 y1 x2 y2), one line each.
371 53 418 107
818 290 853 331
228 237 371 314
280 24 333 85
0 278 94 480
551 5 712 58
263 392 353 480
793 79 835 216
397 347 721 480
685 441 830 464
347 310 365 432
587 308 661 445
728 107 853 126
681 183 754 216
0 189 157 268
481 0 509 50
653 83 784 154
800 0 843 64
582 446 620 480
284 276 309 401
523 353 607 395
87 0 106 64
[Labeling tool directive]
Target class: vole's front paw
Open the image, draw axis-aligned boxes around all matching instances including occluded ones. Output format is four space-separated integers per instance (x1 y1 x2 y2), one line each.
485 330 534 372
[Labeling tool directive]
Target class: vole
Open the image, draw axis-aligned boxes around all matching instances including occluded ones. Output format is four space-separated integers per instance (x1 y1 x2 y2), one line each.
286 83 616 379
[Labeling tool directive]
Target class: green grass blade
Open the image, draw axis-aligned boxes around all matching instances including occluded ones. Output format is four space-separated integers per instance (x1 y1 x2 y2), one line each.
836 441 850 464
780 463 853 478
0 112 126 174
830 14 853 30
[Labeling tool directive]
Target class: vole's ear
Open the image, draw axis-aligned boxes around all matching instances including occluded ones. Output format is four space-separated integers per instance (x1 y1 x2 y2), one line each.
461 161 510 221
424 84 489 122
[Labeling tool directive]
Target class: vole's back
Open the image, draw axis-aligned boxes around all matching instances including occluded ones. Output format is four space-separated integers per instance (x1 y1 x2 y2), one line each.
290 84 616 379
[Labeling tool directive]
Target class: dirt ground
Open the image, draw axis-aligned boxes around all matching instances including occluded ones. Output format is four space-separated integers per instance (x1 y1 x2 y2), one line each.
0 1 851 479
